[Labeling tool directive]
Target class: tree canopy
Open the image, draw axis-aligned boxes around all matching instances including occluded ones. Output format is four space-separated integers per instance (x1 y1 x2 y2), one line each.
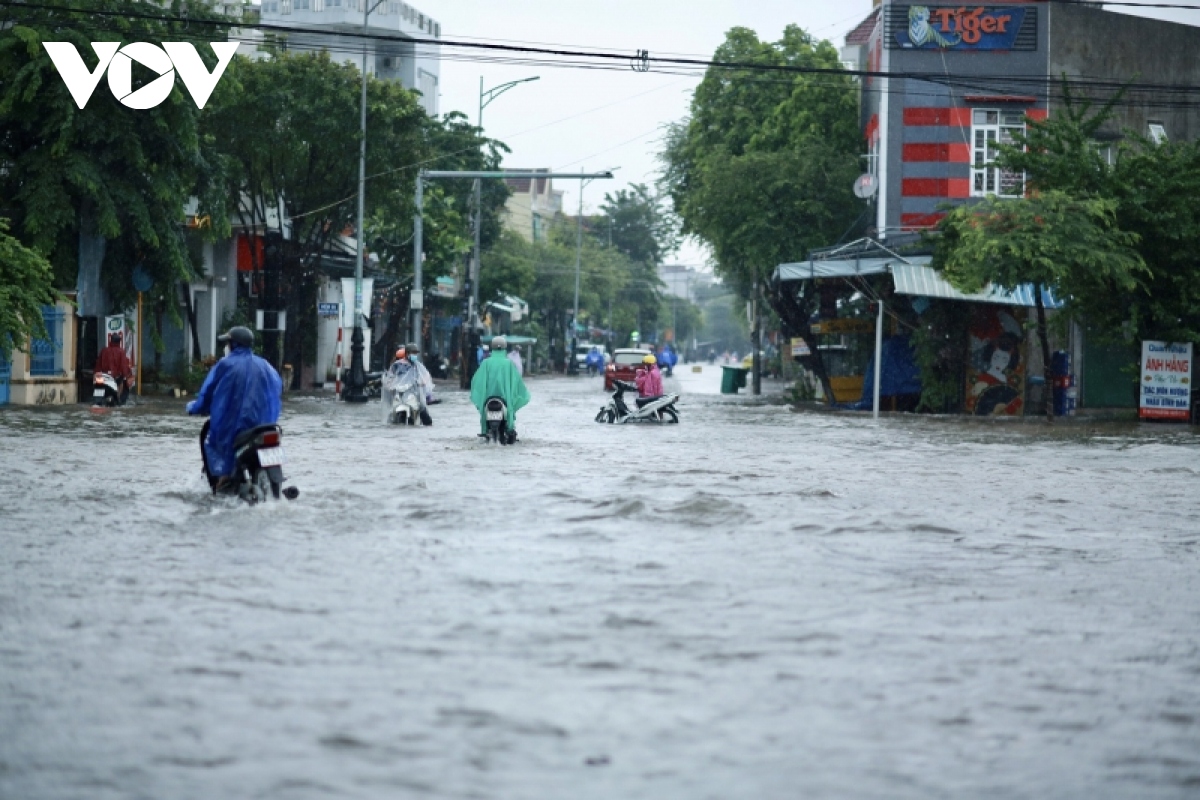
996 96 1200 345
660 25 862 296
0 219 60 360
0 0 232 307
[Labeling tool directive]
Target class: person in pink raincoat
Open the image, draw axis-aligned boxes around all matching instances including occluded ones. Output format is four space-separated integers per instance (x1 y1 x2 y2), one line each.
635 353 663 399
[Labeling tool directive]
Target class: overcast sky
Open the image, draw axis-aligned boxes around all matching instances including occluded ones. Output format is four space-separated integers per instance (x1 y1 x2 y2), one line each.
431 1 1198 267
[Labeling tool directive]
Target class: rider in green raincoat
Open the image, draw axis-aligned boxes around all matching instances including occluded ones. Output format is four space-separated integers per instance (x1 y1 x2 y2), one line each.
470 336 531 436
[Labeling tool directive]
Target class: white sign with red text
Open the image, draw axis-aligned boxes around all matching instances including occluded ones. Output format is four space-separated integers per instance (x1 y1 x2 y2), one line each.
1140 341 1192 420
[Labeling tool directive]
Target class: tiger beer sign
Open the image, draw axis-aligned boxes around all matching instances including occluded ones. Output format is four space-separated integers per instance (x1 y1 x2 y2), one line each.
43 42 239 110
896 6 1027 51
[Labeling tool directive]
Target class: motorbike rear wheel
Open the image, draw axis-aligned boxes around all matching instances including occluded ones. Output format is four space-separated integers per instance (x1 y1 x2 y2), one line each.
662 408 679 423
250 468 273 504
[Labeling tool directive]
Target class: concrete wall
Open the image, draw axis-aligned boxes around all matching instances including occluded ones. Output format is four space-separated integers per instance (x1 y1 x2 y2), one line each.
8 299 77 405
1049 4 1200 143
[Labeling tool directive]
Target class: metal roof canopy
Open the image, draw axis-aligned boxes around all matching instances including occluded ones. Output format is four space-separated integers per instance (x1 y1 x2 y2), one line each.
774 256 1062 309
422 171 615 180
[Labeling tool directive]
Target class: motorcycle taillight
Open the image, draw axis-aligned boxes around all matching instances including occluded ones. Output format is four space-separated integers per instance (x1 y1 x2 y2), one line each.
258 431 281 447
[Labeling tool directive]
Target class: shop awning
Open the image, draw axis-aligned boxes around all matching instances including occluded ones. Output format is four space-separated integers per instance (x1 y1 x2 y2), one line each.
775 255 1062 309
891 263 1062 308
775 256 907 281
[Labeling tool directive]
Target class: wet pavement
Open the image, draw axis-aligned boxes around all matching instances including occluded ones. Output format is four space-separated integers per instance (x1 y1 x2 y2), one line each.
2 365 1199 799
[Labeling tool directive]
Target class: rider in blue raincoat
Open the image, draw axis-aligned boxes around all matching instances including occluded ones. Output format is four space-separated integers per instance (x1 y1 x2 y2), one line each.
187 326 282 481
659 344 678 376
585 346 605 376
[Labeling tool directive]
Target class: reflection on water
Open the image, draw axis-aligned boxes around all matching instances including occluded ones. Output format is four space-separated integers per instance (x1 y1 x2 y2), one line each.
2 370 1199 799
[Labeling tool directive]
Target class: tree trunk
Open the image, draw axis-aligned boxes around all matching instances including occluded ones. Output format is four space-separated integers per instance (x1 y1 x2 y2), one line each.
1034 282 1054 422
767 283 836 404
182 281 202 362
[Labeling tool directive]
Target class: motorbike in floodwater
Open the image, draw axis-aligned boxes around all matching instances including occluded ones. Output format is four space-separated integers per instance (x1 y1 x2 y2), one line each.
595 379 681 424
91 372 130 407
199 419 300 503
480 396 516 445
383 368 428 426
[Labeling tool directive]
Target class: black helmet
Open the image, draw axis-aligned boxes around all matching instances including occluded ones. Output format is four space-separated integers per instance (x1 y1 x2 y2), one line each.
217 325 254 349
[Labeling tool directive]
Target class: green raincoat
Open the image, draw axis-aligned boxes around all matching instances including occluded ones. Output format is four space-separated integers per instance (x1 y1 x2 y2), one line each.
470 350 531 434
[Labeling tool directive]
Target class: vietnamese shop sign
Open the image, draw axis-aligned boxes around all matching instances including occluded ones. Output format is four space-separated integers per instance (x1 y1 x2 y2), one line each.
896 6 1026 50
1139 341 1192 420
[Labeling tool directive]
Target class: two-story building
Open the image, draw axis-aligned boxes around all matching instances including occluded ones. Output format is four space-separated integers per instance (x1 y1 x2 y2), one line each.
778 0 1200 414
502 170 564 242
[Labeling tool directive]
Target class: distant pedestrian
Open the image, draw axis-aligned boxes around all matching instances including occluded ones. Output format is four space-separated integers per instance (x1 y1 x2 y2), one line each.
507 345 523 375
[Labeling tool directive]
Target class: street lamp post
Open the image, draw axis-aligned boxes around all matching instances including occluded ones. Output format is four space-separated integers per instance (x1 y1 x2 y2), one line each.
466 76 538 384
345 0 386 403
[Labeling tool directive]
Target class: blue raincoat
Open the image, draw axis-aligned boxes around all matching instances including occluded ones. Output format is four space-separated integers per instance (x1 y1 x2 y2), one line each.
187 347 282 477
585 347 604 371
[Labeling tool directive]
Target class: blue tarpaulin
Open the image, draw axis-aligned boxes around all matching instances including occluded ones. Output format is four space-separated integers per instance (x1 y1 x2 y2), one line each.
843 335 923 410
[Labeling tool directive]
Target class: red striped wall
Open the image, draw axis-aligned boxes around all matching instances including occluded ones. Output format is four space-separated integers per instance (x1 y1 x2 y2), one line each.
901 178 970 198
902 143 971 163
903 107 972 127
901 213 946 230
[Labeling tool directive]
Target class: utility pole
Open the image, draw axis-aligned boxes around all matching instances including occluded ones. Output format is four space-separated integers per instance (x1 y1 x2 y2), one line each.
570 173 584 375
570 167 618 375
345 0 384 403
752 279 762 396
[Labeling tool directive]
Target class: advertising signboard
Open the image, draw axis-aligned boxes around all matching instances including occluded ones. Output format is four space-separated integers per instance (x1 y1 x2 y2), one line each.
1139 341 1192 420
893 6 1027 51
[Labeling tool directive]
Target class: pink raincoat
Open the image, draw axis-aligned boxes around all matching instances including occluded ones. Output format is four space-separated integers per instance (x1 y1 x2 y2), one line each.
635 364 663 398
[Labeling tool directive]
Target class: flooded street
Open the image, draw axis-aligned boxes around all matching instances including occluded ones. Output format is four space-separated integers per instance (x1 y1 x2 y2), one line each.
2 367 1199 799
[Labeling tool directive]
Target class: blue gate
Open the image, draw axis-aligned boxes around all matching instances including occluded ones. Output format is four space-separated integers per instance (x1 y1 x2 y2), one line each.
0 356 9 405
29 306 65 376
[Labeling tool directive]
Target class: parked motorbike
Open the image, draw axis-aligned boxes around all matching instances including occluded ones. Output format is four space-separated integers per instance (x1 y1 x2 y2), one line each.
362 371 383 399
595 379 681 424
383 368 426 426
91 372 129 407
481 396 516 444
199 419 299 504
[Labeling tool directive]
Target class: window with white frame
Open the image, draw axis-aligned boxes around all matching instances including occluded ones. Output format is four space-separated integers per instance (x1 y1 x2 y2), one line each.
971 109 1025 198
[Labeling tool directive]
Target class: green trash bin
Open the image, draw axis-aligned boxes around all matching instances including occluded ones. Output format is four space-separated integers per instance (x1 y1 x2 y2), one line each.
721 365 749 394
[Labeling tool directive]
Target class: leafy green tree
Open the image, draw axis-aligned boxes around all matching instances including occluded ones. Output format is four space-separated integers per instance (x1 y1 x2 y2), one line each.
0 219 61 360
660 25 863 399
598 183 678 268
997 94 1200 346
934 191 1144 419
0 0 232 306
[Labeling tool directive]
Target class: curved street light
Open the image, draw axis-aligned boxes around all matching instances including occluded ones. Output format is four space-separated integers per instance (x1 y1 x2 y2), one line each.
466 75 539 383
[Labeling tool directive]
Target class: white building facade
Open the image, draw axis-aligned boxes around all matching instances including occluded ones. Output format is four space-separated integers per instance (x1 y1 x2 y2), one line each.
258 0 442 116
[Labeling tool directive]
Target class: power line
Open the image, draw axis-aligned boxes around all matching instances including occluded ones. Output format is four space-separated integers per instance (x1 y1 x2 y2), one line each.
9 0 1200 102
